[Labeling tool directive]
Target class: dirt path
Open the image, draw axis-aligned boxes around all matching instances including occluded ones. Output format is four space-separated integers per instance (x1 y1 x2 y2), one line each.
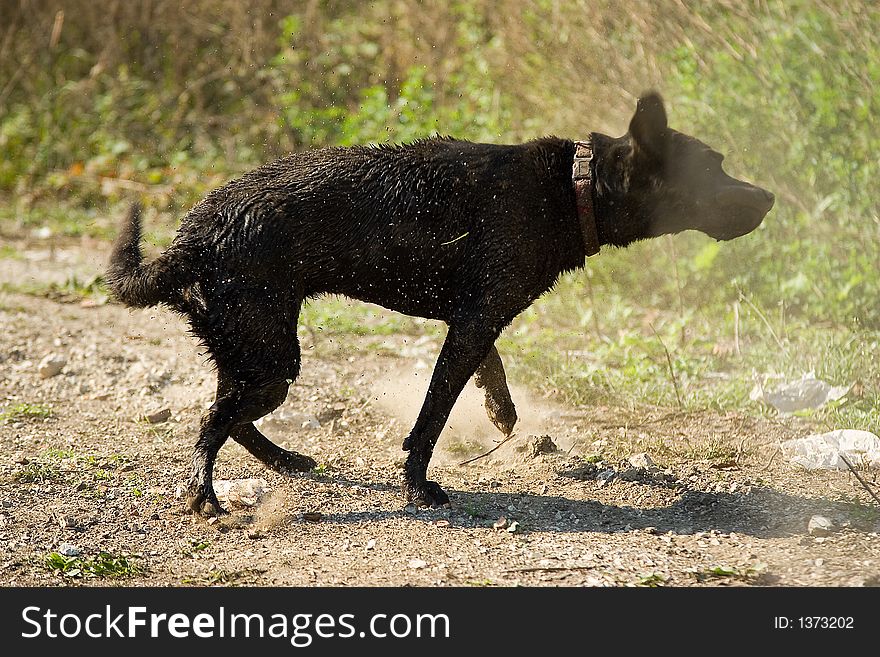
1 237 879 586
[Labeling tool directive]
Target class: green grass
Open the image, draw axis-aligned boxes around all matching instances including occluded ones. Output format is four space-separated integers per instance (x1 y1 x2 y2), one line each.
0 203 117 240
0 244 22 259
494 271 879 435
692 563 768 584
44 551 141 579
0 272 109 304
300 296 437 338
182 539 211 557
0 402 52 423
443 439 484 458
10 445 72 483
636 573 666 587
13 462 63 484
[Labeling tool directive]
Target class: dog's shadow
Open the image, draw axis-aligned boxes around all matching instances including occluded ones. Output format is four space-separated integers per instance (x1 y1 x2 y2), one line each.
300 475 863 540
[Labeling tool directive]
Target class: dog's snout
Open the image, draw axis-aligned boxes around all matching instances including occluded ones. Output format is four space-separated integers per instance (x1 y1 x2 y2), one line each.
716 184 775 212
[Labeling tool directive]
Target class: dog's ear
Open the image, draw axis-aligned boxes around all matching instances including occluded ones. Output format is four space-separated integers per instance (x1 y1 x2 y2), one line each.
629 92 669 160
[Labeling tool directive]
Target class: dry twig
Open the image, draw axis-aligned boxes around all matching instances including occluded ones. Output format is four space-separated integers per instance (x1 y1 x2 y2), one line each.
650 323 683 411
459 433 518 466
839 453 880 506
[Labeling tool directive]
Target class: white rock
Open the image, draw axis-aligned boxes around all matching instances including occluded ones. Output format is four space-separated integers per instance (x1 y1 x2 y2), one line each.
142 408 171 424
214 478 270 507
58 543 81 557
408 558 427 569
628 453 655 469
808 515 835 536
596 469 615 487
781 430 880 470
38 354 66 379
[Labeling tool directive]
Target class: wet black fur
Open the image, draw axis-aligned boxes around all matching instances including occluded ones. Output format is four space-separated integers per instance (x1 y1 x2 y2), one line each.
106 93 773 515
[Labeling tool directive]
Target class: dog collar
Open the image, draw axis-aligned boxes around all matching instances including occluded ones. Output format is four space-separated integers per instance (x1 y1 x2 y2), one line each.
572 139 600 256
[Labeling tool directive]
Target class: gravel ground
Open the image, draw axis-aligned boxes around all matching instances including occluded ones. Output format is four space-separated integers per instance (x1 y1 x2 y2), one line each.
1 235 879 587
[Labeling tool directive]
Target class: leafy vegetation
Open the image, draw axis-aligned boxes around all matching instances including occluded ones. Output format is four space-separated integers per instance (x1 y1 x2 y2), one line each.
1 403 53 423
44 551 141 579
0 1 876 429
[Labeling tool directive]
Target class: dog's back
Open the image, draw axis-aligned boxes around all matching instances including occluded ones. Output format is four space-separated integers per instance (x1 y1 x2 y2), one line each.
112 137 584 323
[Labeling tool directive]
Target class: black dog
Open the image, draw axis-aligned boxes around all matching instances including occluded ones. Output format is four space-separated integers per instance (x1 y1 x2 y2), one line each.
107 93 773 515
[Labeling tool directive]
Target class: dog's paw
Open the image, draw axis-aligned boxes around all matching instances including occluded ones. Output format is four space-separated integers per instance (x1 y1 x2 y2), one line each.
273 451 318 474
403 479 451 508
185 485 228 517
485 397 517 436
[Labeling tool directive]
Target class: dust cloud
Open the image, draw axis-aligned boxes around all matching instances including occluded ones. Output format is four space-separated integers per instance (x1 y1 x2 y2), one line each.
368 363 576 466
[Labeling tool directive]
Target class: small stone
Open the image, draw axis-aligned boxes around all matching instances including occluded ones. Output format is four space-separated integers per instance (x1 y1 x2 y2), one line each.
247 530 265 540
408 558 427 569
366 539 376 550
142 408 171 424
404 504 418 515
528 435 557 458
207 517 219 525
38 354 66 379
303 512 322 522
57 515 78 529
301 417 321 430
808 515 835 537
13 454 30 465
506 521 520 533
57 543 80 557
628 453 655 469
596 469 615 487
493 516 509 530
435 520 450 528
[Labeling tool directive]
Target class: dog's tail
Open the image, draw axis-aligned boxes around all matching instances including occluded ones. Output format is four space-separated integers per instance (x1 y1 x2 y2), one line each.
106 203 180 308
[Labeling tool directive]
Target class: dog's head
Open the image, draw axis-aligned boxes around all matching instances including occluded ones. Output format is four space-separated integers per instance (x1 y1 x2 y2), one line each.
594 92 774 245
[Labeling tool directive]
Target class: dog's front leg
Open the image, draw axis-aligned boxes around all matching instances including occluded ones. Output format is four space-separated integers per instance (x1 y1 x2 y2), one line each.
474 344 517 435
402 320 501 507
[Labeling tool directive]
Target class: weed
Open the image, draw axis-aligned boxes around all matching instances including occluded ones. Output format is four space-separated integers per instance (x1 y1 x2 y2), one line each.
0 403 52 423
182 540 211 557
464 579 496 587
692 563 767 583
13 462 62 484
443 439 484 457
838 495 880 528
44 551 141 579
636 572 666 587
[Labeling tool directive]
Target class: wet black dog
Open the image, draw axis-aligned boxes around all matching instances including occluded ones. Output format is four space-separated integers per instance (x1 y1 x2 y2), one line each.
107 93 773 515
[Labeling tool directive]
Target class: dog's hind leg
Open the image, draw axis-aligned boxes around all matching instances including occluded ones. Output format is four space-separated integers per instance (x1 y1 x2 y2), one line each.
186 376 294 516
474 344 517 435
402 319 502 507
231 423 317 473
186 299 309 516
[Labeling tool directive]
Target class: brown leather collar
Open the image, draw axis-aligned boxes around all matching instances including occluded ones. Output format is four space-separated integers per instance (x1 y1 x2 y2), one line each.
572 139 600 256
